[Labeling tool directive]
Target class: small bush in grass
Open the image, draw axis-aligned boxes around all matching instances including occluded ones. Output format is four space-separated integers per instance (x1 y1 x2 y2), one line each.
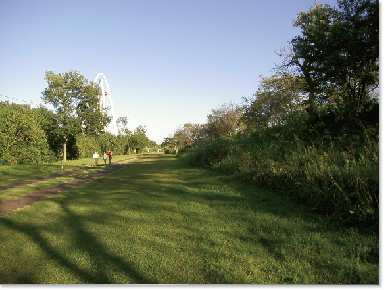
182 138 237 168
164 148 176 154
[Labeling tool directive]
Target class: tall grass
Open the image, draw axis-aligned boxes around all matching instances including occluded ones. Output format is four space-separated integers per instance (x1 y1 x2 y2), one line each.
180 108 379 230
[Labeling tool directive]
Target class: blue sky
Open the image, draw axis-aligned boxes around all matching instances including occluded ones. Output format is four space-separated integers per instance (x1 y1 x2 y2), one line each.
0 0 339 144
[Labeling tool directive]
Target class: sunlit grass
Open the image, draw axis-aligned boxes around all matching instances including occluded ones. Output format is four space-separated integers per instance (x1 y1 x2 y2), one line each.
0 155 138 187
0 154 378 284
0 168 105 202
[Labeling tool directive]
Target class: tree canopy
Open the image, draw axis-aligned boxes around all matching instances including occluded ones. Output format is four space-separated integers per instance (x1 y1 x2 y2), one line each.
206 102 245 139
288 0 378 116
42 70 111 160
130 125 149 152
243 73 307 130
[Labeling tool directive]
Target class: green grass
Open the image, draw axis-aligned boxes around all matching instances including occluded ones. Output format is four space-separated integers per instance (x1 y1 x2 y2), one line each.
0 155 139 187
0 154 144 203
0 154 379 284
0 167 102 202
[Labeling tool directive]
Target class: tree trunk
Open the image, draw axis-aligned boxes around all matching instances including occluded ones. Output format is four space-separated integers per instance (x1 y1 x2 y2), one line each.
63 136 67 162
308 91 317 118
304 70 317 119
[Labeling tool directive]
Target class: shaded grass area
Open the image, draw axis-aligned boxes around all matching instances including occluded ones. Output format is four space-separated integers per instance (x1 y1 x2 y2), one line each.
0 155 135 187
0 154 379 284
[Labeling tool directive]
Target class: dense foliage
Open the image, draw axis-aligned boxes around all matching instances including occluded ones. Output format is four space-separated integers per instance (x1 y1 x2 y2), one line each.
0 102 55 165
1 71 152 164
42 70 111 161
287 0 379 116
180 103 378 227
166 0 379 229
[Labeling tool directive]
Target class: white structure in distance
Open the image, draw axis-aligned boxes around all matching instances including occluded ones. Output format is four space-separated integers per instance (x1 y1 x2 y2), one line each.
94 73 117 135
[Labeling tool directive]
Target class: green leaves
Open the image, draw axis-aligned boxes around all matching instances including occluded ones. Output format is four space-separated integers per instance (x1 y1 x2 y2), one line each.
0 102 55 165
290 0 379 112
207 102 245 139
131 125 149 151
243 73 307 130
42 70 111 154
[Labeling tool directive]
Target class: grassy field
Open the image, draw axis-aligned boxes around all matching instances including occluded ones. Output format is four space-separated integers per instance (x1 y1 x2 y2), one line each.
0 155 138 187
0 155 142 203
0 154 379 284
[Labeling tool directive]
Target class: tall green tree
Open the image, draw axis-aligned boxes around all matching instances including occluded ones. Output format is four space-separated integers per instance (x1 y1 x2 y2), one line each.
243 73 307 130
42 70 110 161
116 117 132 155
289 3 340 116
288 0 378 116
333 0 379 110
174 123 204 151
206 102 245 139
116 117 129 135
130 125 149 153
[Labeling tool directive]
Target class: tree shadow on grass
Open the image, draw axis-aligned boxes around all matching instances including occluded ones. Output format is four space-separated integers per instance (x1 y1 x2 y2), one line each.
0 154 377 284
0 200 158 284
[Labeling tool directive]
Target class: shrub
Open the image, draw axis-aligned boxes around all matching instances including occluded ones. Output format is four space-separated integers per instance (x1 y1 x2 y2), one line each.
0 102 55 165
181 105 379 228
183 138 235 168
75 134 98 158
164 148 176 154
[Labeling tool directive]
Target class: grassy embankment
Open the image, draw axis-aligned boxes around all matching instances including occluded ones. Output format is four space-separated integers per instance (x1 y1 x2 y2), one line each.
0 154 379 284
180 107 379 230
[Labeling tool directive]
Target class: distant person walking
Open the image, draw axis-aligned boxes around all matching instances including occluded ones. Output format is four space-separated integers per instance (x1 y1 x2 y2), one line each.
103 151 107 165
108 150 112 167
93 151 99 166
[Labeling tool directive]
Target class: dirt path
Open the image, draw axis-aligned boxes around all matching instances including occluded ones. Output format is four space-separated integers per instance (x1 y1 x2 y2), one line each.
0 156 150 217
0 157 135 191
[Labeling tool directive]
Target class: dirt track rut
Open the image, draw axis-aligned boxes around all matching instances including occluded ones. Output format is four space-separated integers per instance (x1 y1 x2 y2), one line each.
0 156 149 217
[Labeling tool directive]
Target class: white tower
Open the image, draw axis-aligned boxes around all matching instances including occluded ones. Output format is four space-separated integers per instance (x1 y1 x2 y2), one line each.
94 73 117 135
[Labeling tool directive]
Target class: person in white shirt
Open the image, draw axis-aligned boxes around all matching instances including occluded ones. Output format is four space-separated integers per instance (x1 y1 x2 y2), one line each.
93 151 99 166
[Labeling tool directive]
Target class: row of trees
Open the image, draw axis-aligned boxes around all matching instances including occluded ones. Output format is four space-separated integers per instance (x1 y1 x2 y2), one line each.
163 0 378 227
1 71 153 165
164 0 378 149
162 102 245 153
